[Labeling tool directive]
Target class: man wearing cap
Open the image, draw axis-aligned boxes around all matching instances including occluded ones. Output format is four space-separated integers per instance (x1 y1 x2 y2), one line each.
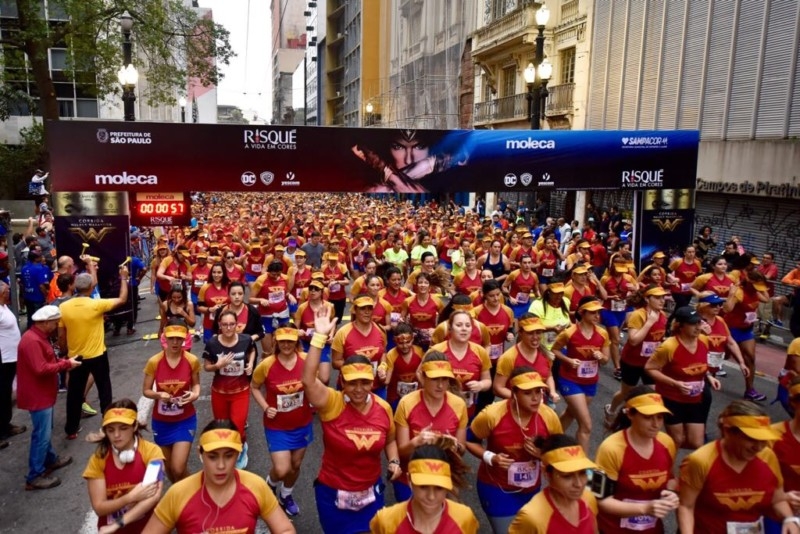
20 250 51 328
17 305 80 489
59 265 129 440
0 281 26 446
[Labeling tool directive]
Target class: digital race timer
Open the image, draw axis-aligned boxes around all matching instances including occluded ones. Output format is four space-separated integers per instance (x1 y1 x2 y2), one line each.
129 192 191 227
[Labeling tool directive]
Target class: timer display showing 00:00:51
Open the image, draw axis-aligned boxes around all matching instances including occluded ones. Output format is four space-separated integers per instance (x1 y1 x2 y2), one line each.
136 201 186 215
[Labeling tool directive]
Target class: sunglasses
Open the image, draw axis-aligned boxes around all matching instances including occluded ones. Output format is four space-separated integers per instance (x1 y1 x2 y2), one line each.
226 256 235 259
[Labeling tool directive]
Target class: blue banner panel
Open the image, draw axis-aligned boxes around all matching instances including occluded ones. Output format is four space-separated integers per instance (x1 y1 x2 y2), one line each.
46 121 699 194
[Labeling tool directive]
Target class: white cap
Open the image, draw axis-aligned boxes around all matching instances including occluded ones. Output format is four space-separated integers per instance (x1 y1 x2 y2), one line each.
32 305 61 321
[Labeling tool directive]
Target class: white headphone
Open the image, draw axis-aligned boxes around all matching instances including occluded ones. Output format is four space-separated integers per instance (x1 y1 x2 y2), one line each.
113 436 138 464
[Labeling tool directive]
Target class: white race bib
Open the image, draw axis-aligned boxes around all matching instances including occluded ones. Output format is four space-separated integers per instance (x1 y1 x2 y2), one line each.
611 299 627 312
577 360 598 378
447 249 455 258
544 331 557 346
640 341 659 358
680 283 691 292
620 500 658 531
464 390 478 407
157 399 184 417
515 292 529 304
219 359 244 377
542 268 554 277
686 380 705 397
726 518 764 534
507 461 539 489
744 311 757 325
354 254 364 263
268 290 285 304
397 381 418 397
251 264 262 273
194 279 204 288
489 344 503 359
708 351 725 368
330 283 341 293
390 312 401 324
276 391 304 413
335 487 376 511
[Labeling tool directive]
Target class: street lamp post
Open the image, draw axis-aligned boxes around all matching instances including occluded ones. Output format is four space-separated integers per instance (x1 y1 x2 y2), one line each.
527 4 550 130
118 11 138 121
179 96 187 123
365 102 373 126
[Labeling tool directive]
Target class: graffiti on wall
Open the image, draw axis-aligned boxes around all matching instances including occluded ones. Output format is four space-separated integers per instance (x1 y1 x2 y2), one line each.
695 197 800 276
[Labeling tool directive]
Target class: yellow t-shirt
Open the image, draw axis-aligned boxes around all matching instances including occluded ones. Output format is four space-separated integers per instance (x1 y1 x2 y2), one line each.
59 296 117 358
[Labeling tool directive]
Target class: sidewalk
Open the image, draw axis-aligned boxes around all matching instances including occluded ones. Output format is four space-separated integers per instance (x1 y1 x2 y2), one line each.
754 340 788 379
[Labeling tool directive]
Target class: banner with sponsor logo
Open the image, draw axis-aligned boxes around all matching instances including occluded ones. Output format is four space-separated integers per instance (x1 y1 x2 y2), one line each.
634 189 696 272
46 121 699 193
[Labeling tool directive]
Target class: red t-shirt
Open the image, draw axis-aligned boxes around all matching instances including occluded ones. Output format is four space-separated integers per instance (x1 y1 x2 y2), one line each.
198 283 230 330
404 295 443 330
252 274 290 315
385 346 424 404
251 353 313 431
554 324 610 385
323 263 348 300
649 336 709 403
143 352 200 422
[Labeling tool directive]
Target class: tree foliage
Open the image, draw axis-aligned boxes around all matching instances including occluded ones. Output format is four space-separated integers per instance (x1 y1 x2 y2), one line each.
0 121 46 200
0 0 235 121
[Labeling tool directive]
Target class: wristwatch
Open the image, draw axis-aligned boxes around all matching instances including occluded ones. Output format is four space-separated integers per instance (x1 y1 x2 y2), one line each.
115 516 125 528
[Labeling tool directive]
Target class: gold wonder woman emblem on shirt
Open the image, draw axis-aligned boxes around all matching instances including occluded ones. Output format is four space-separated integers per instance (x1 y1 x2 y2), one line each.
344 429 382 450
629 471 668 490
714 490 765 511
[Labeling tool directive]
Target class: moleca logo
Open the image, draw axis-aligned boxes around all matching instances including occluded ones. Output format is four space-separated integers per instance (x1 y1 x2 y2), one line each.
621 169 664 188
94 172 158 185
505 138 556 150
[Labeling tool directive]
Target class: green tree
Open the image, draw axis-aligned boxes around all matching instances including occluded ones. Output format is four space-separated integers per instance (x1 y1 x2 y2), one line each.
0 121 46 200
0 0 234 121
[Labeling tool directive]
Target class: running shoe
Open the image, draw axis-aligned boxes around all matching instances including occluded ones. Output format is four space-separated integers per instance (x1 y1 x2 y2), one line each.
279 493 300 517
81 403 98 416
613 368 622 381
603 404 617 428
236 442 249 469
744 389 767 402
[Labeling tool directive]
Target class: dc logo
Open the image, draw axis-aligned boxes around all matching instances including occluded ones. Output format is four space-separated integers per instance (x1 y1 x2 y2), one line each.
241 171 256 186
504 173 518 187
520 173 532 186
96 129 109 143
541 173 551 181
286 172 295 180
260 171 274 186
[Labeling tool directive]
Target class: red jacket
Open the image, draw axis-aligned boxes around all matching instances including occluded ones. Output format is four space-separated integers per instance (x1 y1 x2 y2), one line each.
16 326 72 411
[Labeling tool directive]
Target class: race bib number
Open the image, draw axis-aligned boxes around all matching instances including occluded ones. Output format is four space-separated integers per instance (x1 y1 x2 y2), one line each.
680 283 691 292
489 344 504 360
194 279 204 288
611 299 627 312
157 400 184 417
397 381 418 397
220 359 244 377
251 264 262 272
464 390 478 407
515 292 529 304
544 331 557 346
726 518 764 534
508 461 539 489
108 505 131 526
620 500 658 531
447 249 455 258
335 487 376 511
708 351 725 368
330 283 341 293
686 380 705 397
744 311 757 325
277 392 304 413
305 328 316 337
640 341 659 358
390 312 401 324
354 255 364 264
542 268 554 277
577 360 598 378
268 291 285 304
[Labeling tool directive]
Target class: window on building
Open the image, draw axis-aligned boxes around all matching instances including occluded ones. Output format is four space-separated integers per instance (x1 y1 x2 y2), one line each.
560 47 575 84
502 65 516 97
50 48 67 70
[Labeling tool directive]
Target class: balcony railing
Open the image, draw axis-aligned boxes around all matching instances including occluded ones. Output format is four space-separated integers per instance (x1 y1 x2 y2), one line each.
472 4 536 56
545 83 574 116
560 0 579 23
474 93 529 124
474 83 574 125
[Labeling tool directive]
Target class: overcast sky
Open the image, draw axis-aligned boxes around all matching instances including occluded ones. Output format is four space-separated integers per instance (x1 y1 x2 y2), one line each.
199 0 271 122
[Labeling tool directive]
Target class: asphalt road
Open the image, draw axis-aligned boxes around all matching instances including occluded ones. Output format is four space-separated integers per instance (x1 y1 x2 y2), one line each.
0 288 790 533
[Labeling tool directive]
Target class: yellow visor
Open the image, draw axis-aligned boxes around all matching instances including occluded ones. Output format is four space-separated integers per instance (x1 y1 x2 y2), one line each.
625 393 672 416
722 415 780 441
102 407 138 427
341 363 374 382
164 324 188 338
510 372 547 390
274 327 299 342
541 445 597 473
421 360 455 379
199 428 243 452
408 458 453 490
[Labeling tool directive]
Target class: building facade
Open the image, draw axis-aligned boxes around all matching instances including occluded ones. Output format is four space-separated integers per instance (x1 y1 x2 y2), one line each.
587 0 800 274
271 0 307 124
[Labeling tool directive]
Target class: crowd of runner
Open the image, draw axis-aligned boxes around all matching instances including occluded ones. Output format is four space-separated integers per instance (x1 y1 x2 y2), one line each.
3 191 800 533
